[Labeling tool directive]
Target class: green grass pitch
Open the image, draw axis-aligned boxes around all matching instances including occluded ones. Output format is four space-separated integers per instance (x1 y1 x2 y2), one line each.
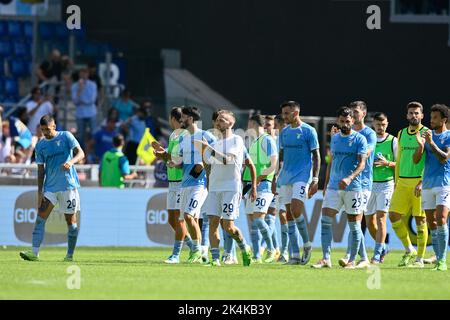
1 246 449 300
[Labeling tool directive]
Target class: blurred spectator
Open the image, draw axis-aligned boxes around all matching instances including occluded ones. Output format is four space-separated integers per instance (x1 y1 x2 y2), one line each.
0 120 13 163
86 117 119 163
142 100 162 139
36 49 63 84
99 134 137 188
9 107 32 150
26 87 54 135
71 67 98 149
113 89 136 122
88 61 103 92
101 108 122 129
122 107 147 165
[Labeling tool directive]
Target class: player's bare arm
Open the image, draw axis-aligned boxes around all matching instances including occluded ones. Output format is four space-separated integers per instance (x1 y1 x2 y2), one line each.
323 155 332 196
309 148 321 198
244 157 257 202
339 153 367 190
424 129 450 164
62 146 85 171
413 131 426 164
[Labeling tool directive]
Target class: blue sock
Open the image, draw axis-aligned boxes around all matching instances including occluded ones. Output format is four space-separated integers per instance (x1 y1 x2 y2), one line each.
348 221 363 262
211 247 220 261
437 224 449 261
201 216 210 247
172 240 183 257
358 231 368 261
67 224 79 257
345 232 352 258
32 216 47 255
373 243 383 261
431 229 439 258
255 217 274 251
265 214 278 249
192 240 201 252
236 236 248 252
184 235 194 251
288 220 300 258
251 219 261 258
280 224 289 254
321 216 333 261
295 215 311 247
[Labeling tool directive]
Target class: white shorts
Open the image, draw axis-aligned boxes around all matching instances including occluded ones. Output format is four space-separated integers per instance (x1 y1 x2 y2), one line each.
279 181 309 205
269 195 286 213
245 192 274 214
44 189 80 215
180 185 208 219
422 187 450 210
366 186 394 215
361 189 372 214
167 182 182 210
322 189 364 215
203 191 241 221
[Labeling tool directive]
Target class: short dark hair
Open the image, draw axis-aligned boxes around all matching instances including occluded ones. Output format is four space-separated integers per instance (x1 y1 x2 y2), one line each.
373 112 388 122
265 115 275 121
249 114 265 127
136 106 148 117
280 101 300 111
431 104 449 121
275 114 284 124
40 115 55 126
182 106 201 121
212 109 223 122
170 106 183 122
407 101 423 113
112 134 125 147
337 106 353 118
31 86 41 95
349 101 367 113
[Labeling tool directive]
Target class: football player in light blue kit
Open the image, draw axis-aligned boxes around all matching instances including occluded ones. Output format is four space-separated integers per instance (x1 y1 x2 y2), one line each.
340 101 377 268
277 101 321 265
20 115 85 262
312 107 368 269
153 106 216 264
415 104 450 271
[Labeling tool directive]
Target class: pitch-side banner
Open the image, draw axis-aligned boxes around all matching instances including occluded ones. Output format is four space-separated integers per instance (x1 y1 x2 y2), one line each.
0 186 436 250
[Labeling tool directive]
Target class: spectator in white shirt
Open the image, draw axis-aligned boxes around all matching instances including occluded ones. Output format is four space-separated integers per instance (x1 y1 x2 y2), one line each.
26 87 54 135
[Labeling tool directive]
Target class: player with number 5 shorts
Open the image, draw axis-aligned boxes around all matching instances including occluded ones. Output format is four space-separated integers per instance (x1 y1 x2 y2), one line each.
20 115 85 262
277 101 321 265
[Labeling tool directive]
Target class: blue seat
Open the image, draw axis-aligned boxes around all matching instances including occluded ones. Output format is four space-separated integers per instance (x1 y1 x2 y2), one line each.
10 59 28 77
13 41 30 57
39 22 55 41
23 21 33 39
0 77 4 96
0 21 8 37
0 40 12 57
0 57 4 77
4 95 20 104
70 27 86 40
7 21 23 38
4 77 19 97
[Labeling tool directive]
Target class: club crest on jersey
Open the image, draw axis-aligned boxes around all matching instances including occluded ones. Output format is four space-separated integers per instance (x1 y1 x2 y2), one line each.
56 140 61 147
297 133 302 139
348 140 353 147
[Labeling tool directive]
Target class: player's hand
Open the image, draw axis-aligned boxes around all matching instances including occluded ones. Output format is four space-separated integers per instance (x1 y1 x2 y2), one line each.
374 156 389 167
416 131 425 149
423 129 433 145
167 160 177 168
61 161 73 171
271 179 278 195
250 186 257 202
339 177 352 190
151 141 165 153
308 181 319 199
330 126 339 136
37 192 43 209
414 181 422 197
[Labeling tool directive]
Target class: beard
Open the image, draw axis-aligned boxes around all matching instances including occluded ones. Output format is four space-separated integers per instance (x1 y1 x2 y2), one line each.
408 118 420 126
340 126 351 134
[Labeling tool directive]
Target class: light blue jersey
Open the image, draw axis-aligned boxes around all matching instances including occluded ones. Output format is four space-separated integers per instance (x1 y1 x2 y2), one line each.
179 129 216 188
278 122 319 186
35 131 81 193
357 126 377 191
328 131 368 191
423 130 450 189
